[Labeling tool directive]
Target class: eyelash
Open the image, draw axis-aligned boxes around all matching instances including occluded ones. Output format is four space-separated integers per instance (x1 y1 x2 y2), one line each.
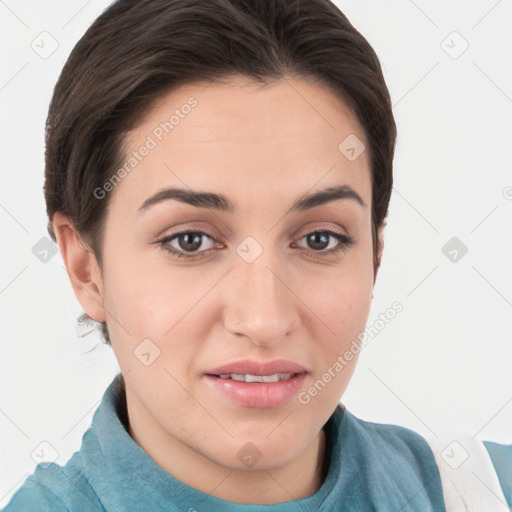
156 228 355 261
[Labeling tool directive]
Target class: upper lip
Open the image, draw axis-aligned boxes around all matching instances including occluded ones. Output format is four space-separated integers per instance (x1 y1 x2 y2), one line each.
206 359 308 376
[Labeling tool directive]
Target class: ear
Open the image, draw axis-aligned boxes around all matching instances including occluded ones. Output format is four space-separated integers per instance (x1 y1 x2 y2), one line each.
52 212 106 323
373 221 386 285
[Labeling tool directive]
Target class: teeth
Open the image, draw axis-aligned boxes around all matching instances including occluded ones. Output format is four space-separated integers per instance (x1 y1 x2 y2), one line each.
218 373 293 383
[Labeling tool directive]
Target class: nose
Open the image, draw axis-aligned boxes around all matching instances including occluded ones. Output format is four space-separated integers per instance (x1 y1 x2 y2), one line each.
222 251 301 348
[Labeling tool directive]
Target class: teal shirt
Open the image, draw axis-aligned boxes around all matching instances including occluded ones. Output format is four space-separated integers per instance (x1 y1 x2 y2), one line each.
3 374 511 511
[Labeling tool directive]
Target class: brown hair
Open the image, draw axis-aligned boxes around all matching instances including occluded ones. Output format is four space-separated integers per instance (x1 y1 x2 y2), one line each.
44 0 396 346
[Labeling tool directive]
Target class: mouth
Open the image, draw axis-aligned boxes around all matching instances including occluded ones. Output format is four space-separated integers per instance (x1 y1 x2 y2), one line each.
203 359 309 408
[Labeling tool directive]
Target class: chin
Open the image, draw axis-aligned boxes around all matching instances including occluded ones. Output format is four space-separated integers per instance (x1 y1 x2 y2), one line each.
206 429 308 471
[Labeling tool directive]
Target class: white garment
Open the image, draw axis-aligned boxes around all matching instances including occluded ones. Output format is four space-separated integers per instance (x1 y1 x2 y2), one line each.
426 434 510 512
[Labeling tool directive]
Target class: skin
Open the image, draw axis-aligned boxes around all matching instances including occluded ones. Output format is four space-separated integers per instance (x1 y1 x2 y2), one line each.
52 74 384 504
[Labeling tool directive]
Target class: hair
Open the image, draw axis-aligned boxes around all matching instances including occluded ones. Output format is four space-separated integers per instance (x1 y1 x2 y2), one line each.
44 0 396 346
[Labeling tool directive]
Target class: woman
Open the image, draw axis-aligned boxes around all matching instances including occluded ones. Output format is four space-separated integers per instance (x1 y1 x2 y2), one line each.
3 0 510 510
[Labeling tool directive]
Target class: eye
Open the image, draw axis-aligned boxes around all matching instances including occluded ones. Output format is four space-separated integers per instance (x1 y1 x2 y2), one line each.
157 230 217 260
294 230 355 257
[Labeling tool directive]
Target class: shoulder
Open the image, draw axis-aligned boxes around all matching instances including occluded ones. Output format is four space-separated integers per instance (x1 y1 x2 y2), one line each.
483 441 512 508
346 413 512 509
1 452 102 512
336 408 445 509
345 410 439 470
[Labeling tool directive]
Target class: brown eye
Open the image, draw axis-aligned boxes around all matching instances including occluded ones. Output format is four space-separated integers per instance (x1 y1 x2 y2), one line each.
157 230 216 260
296 230 355 255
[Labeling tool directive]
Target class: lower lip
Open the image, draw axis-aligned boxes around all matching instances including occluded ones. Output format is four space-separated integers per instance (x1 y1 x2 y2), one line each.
204 373 307 408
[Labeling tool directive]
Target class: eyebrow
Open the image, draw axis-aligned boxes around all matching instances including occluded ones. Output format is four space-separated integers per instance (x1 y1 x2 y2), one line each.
137 184 366 215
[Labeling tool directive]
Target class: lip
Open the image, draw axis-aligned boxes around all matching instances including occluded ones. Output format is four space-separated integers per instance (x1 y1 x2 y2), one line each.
204 359 309 408
205 359 308 376
204 372 307 408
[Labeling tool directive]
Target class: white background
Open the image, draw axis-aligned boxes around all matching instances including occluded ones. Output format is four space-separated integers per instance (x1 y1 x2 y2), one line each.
1 0 511 507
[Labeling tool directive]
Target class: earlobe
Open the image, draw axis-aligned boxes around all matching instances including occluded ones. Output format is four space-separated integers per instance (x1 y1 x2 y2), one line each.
51 212 106 323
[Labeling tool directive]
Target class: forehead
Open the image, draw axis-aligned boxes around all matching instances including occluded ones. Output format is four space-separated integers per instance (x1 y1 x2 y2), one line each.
111 75 371 215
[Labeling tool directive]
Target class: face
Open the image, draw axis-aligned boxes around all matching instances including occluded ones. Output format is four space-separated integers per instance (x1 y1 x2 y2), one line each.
70 75 378 472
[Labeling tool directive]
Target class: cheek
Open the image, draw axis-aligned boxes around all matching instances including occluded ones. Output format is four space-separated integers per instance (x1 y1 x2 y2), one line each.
308 233 374 316
101 246 218 370
308 276 372 347
300 249 374 360
104 266 193 341
98 243 176 360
